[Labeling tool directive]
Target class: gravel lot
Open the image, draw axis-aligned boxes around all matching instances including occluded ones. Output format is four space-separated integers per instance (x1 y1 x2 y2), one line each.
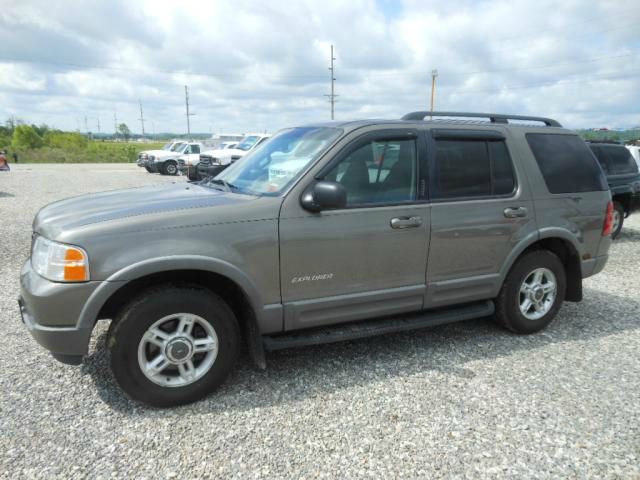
1 163 639 479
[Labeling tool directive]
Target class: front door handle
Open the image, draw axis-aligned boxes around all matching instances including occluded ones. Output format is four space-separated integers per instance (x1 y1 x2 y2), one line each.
504 207 528 218
390 216 422 229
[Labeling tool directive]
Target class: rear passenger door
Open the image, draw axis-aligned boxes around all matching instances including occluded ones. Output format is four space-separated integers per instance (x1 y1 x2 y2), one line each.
425 128 538 307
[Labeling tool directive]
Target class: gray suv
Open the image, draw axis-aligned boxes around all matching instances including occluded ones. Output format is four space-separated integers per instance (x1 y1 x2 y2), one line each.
19 112 613 407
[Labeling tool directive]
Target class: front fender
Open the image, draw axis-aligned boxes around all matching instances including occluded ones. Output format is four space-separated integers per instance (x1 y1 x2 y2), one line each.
77 255 263 330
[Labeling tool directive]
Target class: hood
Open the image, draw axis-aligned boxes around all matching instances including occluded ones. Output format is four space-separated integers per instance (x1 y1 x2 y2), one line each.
201 148 225 157
34 182 252 239
141 149 168 156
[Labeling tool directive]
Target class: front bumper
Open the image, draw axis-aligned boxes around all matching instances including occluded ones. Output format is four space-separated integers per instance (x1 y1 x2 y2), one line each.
19 260 101 364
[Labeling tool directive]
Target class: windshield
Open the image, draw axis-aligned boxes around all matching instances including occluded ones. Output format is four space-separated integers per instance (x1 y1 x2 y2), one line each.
212 127 342 195
171 142 187 152
235 136 261 151
162 142 173 150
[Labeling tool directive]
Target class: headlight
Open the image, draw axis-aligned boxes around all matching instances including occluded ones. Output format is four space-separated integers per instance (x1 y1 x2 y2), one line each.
31 236 90 282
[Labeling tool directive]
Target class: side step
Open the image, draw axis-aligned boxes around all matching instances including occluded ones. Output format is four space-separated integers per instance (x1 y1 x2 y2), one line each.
263 300 494 351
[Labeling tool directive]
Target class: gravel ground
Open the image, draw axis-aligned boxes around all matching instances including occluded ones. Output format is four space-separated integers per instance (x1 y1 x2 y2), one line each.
1 163 639 479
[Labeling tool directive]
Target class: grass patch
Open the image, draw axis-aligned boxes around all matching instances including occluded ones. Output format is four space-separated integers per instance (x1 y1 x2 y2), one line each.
14 141 167 163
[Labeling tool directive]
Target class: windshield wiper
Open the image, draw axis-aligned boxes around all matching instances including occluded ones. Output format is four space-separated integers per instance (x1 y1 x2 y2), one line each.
206 178 239 192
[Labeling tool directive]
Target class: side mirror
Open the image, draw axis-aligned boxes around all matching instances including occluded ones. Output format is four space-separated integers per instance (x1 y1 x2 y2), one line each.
300 181 347 212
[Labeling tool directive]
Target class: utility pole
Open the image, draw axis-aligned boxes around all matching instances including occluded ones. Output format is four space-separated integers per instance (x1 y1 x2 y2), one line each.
430 69 438 117
138 100 146 139
97 116 101 134
185 85 195 138
324 45 338 120
113 112 118 139
84 115 88 133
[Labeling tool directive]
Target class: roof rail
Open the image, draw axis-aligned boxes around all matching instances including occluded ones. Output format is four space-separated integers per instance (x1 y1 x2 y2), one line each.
401 111 562 127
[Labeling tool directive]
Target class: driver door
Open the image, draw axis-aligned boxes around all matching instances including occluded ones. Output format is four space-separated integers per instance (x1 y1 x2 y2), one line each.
279 129 431 331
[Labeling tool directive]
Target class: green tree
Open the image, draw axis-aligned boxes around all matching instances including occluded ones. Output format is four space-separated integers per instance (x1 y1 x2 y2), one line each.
11 124 44 149
118 123 131 140
43 131 88 150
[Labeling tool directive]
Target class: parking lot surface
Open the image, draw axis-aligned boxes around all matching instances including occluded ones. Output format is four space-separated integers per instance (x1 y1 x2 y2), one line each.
1 164 639 479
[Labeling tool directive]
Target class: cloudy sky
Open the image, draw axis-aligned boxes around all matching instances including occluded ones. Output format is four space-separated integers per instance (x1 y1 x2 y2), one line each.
1 0 639 135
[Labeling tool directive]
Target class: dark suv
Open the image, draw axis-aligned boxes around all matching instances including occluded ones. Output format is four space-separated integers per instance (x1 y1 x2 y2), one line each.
588 141 640 238
20 111 613 407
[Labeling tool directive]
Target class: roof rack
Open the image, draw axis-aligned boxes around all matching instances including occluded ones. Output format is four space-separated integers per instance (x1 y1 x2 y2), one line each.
401 111 562 127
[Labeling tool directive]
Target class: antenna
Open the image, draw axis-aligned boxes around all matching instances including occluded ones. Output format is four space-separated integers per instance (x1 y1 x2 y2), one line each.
323 45 338 120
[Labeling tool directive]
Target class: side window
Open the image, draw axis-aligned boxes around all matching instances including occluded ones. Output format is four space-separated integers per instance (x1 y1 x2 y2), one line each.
526 134 608 193
431 139 515 199
191 145 200 154
325 139 417 206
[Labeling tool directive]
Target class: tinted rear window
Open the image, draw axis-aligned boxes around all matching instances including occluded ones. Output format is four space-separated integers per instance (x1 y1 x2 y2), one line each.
526 134 607 193
592 145 639 175
431 139 515 199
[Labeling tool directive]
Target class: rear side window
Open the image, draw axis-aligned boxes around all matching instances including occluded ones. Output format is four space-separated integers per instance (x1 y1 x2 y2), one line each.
431 139 515 199
526 134 607 193
592 145 638 175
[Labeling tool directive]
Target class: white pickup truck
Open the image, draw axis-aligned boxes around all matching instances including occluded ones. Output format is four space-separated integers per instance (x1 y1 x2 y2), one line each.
138 141 206 176
193 133 272 181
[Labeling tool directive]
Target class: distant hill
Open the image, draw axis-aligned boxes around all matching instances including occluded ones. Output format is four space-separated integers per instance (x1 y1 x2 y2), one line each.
577 128 640 144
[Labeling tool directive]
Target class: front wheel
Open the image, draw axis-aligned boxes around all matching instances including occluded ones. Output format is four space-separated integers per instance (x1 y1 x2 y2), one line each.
495 250 566 334
108 285 240 407
163 161 178 176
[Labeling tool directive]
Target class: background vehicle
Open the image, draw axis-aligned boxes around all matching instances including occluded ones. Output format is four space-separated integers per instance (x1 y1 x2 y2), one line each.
145 142 206 176
210 133 245 145
20 112 612 407
137 141 185 173
178 141 238 180
196 133 271 181
626 145 640 169
589 141 640 238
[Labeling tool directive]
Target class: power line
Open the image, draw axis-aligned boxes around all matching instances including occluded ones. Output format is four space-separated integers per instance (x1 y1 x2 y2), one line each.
446 70 640 95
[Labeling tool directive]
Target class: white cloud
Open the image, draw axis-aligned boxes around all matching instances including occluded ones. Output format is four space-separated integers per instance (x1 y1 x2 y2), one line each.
0 0 639 133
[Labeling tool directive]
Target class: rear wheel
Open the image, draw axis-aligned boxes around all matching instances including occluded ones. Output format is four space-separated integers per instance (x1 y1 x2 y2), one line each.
187 167 199 181
611 201 624 239
495 250 566 334
108 285 240 407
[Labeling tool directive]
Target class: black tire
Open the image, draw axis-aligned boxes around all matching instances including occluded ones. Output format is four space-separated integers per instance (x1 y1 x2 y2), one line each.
163 161 178 176
611 201 624 240
495 250 566 334
187 168 198 181
144 166 153 173
107 285 240 407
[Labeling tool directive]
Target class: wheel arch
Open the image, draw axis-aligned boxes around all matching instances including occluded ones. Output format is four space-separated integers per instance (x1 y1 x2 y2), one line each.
501 231 583 302
80 257 269 368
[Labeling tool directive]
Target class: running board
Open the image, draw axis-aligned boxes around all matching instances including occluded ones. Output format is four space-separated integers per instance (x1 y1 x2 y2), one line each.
263 300 494 351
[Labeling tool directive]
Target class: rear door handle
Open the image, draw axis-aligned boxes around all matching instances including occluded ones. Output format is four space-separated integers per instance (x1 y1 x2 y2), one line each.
390 216 422 229
504 207 528 218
